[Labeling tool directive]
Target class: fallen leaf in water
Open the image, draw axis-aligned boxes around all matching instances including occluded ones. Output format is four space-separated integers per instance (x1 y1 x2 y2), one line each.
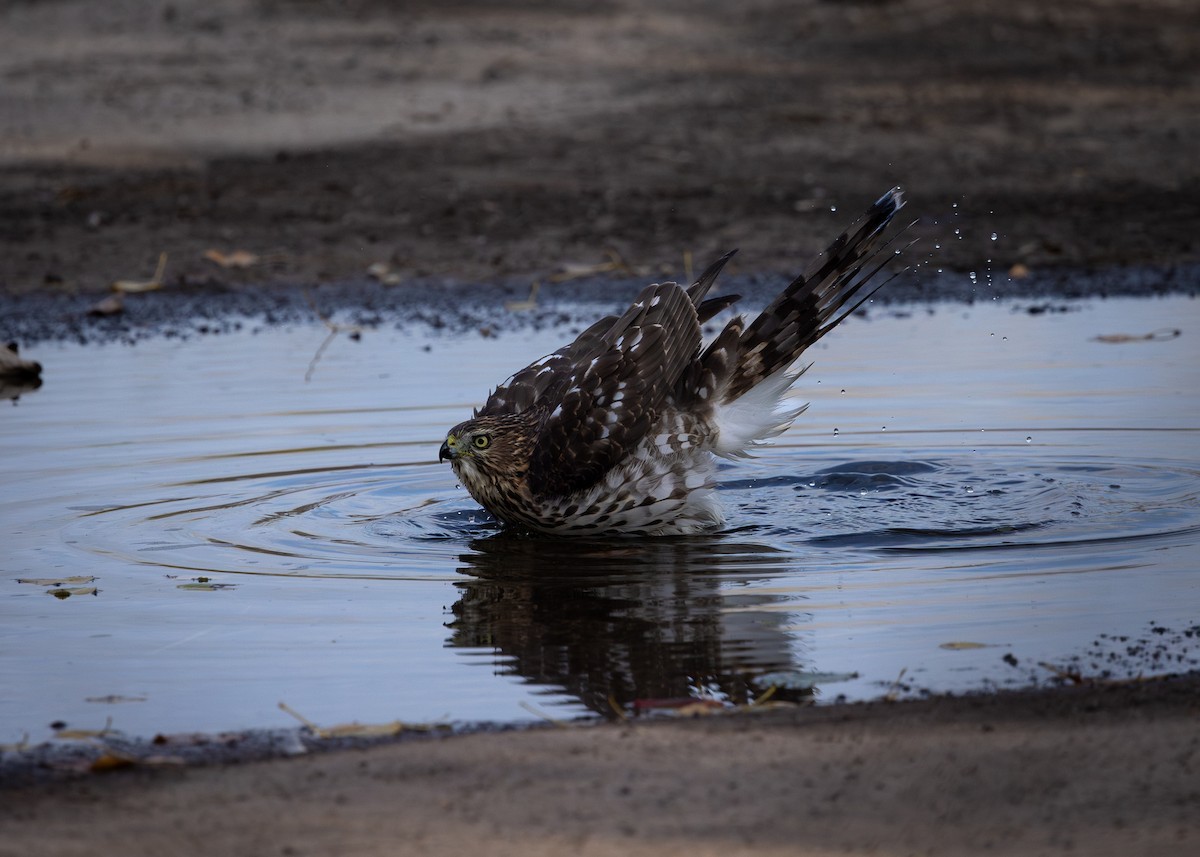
204 248 260 269
87 294 124 316
18 576 97 586
85 695 148 704
939 641 991 650
176 582 236 591
49 587 98 599
1092 328 1180 344
54 718 114 740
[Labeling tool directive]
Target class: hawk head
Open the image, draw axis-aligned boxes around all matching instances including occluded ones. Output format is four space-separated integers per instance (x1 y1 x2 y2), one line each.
439 413 537 517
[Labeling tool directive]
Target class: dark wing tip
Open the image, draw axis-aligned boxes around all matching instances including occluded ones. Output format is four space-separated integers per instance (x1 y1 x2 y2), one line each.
686 248 739 304
872 187 905 222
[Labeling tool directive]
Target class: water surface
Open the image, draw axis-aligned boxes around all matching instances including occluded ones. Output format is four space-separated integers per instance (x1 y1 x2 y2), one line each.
2 295 1198 742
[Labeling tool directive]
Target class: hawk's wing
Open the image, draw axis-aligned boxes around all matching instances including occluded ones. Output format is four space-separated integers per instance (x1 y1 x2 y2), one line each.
476 253 739 419
525 282 701 499
474 314 616 418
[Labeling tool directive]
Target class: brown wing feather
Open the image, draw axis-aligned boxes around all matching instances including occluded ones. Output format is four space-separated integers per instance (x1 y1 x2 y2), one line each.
526 282 700 498
475 314 618 417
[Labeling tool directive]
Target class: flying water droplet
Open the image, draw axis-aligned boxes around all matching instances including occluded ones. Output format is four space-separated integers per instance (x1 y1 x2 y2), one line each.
991 232 998 241
830 205 837 212
1025 436 1032 443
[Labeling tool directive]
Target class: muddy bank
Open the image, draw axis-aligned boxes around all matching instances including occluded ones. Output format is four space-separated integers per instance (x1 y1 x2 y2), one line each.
2 0 1198 304
3 263 1197 347
3 674 1199 856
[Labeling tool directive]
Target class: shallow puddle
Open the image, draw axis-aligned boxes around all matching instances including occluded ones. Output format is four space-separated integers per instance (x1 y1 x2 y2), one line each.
3 295 1198 742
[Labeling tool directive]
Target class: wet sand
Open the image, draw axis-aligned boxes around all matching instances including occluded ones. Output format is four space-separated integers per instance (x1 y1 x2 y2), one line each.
2 1 1198 853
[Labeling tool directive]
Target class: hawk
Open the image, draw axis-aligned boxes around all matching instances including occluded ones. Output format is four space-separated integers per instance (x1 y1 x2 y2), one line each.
440 187 907 536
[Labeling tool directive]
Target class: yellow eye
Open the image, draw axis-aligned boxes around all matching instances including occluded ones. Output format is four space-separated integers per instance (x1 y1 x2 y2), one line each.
472 435 491 450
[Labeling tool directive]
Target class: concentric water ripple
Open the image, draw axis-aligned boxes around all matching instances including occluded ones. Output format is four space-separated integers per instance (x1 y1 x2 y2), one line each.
4 296 1198 740
67 449 1200 579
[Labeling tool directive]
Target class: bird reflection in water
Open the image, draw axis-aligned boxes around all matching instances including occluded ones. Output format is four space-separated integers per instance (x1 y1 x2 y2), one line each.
446 533 817 718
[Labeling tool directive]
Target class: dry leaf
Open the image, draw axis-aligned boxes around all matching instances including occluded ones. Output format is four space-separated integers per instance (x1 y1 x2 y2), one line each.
204 249 260 269
277 701 444 739
18 576 97 586
111 252 168 293
111 279 161 293
177 582 236 591
366 262 403 285
48 587 98 599
90 752 137 773
1092 328 1180 344
54 718 113 740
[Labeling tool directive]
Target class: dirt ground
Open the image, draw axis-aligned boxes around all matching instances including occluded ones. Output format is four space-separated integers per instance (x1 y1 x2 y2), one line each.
1 0 1198 301
3 0 1199 853
3 675 1199 857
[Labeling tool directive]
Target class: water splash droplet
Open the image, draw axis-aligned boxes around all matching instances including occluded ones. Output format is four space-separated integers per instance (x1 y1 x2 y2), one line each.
830 205 837 212
832 428 839 436
990 232 998 241
1025 436 1032 443
969 271 978 282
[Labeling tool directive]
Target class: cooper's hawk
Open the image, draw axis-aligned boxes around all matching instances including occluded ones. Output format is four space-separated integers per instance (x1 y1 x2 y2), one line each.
440 187 907 535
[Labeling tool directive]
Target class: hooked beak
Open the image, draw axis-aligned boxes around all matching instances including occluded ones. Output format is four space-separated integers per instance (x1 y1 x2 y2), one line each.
438 438 454 463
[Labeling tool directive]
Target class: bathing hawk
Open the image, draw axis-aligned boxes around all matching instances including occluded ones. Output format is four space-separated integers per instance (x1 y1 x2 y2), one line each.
439 187 907 535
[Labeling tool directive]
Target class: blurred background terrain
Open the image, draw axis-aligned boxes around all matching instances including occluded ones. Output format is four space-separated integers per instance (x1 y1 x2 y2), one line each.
1 0 1197 296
